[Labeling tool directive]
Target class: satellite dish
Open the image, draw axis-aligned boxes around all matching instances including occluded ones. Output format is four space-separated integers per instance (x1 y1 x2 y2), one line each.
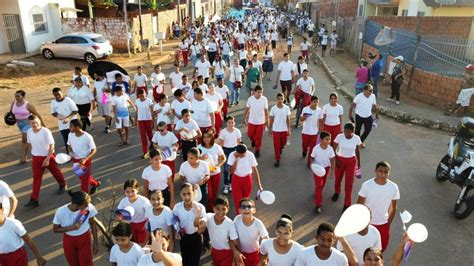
374 26 394 46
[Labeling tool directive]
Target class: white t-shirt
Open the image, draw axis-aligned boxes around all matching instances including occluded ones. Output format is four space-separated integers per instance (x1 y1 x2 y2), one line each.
179 161 210 185
271 32 278 41
117 196 152 223
150 72 166 87
27 127 55 157
67 132 95 159
109 242 145 266
239 50 247 61
336 225 381 264
311 144 335 168
358 178 400 225
179 43 188 51
321 35 329 45
135 98 153 121
213 60 227 76
72 74 90 86
171 99 191 123
353 93 376 118
137 252 182 266
222 42 231 55
68 86 94 105
178 82 192 95
204 213 238 250
300 42 309 50
51 97 78 130
153 103 172 124
195 60 212 78
227 151 258 177
247 96 268 125
293 62 308 76
191 98 214 127
330 33 339 44
260 239 303 266
277 61 294 81
295 245 348 266
302 106 324 135
234 215 268 253
323 104 344 126
236 32 246 44
229 65 244 83
94 79 110 104
152 131 178 149
216 85 229 100
296 77 314 94
334 134 361 158
205 93 223 112
198 144 224 175
270 105 290 132
0 218 26 253
142 165 173 191
174 119 200 139
218 128 242 148
172 201 206 234
111 94 130 117
0 180 14 216
169 71 184 88
134 73 148 87
53 203 98 236
144 206 174 235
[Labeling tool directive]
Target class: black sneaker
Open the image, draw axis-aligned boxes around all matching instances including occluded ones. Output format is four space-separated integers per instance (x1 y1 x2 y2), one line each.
251 140 256 148
255 150 260 158
302 151 307 158
24 199 39 208
331 193 339 202
315 206 322 214
57 185 67 195
89 181 101 195
104 127 111 134
274 160 280 167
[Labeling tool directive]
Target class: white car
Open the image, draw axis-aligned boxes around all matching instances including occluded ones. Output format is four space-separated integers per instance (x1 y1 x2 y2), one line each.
40 33 113 64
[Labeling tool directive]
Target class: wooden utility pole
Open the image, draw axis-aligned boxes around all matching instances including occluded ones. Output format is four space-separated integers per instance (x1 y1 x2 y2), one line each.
123 0 131 58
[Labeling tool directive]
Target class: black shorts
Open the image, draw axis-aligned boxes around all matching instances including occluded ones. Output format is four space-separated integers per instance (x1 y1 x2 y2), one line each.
280 80 292 93
322 45 327 51
271 40 276 49
238 43 245 50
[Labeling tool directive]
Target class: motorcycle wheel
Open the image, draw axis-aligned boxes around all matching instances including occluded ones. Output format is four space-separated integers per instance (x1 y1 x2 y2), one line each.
453 186 473 220
436 154 450 182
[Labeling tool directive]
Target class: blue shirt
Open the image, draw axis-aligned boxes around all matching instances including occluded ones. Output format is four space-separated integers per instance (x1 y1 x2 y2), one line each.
370 60 383 77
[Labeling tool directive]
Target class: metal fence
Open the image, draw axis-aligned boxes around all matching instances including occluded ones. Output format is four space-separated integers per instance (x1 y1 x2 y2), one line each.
318 16 365 57
364 20 474 77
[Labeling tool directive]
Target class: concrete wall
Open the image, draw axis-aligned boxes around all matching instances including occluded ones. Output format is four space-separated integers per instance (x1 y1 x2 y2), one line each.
431 6 474 16
315 0 359 19
0 0 20 54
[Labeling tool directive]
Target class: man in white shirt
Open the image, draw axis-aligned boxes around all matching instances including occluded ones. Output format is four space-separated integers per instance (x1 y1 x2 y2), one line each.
92 71 112 133
51 87 78 154
275 53 295 104
169 64 184 90
357 161 400 252
321 30 329 57
269 93 291 167
349 84 378 148
25 115 67 208
193 55 212 84
295 69 315 109
68 119 101 195
191 88 215 135
242 86 268 158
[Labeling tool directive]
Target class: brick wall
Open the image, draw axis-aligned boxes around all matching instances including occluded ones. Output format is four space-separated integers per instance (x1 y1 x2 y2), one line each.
317 0 358 19
362 43 473 111
368 16 473 38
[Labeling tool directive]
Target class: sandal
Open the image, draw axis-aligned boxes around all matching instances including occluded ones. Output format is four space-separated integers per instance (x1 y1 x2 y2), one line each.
19 158 27 164
118 142 125 147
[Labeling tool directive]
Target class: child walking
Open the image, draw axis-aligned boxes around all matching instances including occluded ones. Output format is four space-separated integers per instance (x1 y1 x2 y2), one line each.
142 149 174 207
109 222 145 266
111 86 136 146
145 190 175 251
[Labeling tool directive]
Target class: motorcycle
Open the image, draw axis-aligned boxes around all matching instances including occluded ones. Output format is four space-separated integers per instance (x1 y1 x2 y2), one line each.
436 117 474 220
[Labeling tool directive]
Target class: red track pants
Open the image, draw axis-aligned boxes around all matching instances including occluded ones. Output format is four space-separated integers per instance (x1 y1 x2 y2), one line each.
131 220 148 245
0 247 27 266
231 174 252 214
72 158 99 193
272 131 288 161
334 156 356 207
207 173 221 211
323 124 341 147
162 160 175 177
31 154 66 200
214 111 223 137
313 166 331 207
247 123 264 152
181 50 189 66
222 99 229 119
302 133 318 164
138 120 153 155
211 248 233 266
63 231 93 266
242 251 260 266
373 223 390 252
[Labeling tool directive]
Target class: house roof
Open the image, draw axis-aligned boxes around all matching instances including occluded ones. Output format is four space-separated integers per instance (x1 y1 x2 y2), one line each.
423 0 474 7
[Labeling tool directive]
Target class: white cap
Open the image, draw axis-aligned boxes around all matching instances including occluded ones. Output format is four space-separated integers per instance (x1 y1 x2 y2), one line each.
394 55 404 61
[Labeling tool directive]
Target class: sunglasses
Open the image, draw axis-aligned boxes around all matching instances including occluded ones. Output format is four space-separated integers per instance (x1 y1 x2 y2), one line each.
157 129 165 132
239 204 254 210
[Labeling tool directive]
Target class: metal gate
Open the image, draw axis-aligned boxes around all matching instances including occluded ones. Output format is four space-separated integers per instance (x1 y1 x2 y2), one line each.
2 14 26 54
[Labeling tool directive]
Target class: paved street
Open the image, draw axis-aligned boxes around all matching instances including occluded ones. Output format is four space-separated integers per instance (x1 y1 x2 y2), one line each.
1 39 473 265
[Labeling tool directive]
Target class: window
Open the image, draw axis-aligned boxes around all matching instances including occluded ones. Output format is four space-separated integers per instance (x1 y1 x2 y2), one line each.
71 37 88 44
401 9 408 16
91 36 106 43
358 4 364 17
31 6 47 33
417 11 425 16
56 37 72 44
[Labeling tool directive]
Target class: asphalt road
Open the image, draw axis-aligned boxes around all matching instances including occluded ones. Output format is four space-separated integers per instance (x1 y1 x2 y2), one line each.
1 41 473 266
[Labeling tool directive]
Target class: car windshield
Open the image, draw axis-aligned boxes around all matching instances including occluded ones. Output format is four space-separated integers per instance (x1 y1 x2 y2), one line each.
91 36 106 43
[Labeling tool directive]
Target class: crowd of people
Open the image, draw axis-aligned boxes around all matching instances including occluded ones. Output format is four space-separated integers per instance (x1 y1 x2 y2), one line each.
1 6 415 266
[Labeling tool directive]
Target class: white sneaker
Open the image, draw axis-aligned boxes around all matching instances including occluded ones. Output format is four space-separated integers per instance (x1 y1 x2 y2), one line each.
395 101 400 105
222 185 229 195
386 98 394 102
229 185 232 192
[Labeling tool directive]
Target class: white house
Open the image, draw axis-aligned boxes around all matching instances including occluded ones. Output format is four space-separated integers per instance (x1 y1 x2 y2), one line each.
0 0 77 54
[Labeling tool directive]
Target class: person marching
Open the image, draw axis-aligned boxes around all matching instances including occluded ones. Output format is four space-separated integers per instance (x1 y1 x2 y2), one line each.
68 77 95 131
172 183 206 266
286 32 294 54
174 109 202 161
332 122 362 211
92 71 113 133
357 161 400 252
135 90 154 158
68 119 101 195
310 131 335 214
133 66 148 96
0 202 46 266
227 143 264 213
322 93 344 148
300 37 310 61
218 116 242 195
229 58 245 107
0 180 18 218
169 64 184 90
275 53 295 104
51 87 78 154
262 45 274 81
301 96 324 165
191 88 215 138
111 85 136 146
109 222 145 266
242 85 268 158
349 84 378 148
205 83 224 136
294 69 314 110
152 120 179 177
52 191 99 266
117 179 152 246
198 131 226 211
215 77 230 119
25 115 67 208
150 65 166 103
179 147 211 208
269 93 291 168
142 149 175 208
179 38 189 67
144 189 175 251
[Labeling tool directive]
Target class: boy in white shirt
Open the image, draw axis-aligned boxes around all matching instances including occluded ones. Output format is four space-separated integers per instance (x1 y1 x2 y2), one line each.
193 55 212 84
269 93 291 167
51 87 78 154
336 224 381 264
111 86 136 146
133 66 148 96
301 96 323 165
310 131 335 214
190 88 215 136
357 161 400 252
110 222 144 266
169 64 183 90
242 86 268 158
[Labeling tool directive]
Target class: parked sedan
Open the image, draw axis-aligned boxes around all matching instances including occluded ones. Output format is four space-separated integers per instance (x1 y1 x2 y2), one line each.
41 33 113 64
